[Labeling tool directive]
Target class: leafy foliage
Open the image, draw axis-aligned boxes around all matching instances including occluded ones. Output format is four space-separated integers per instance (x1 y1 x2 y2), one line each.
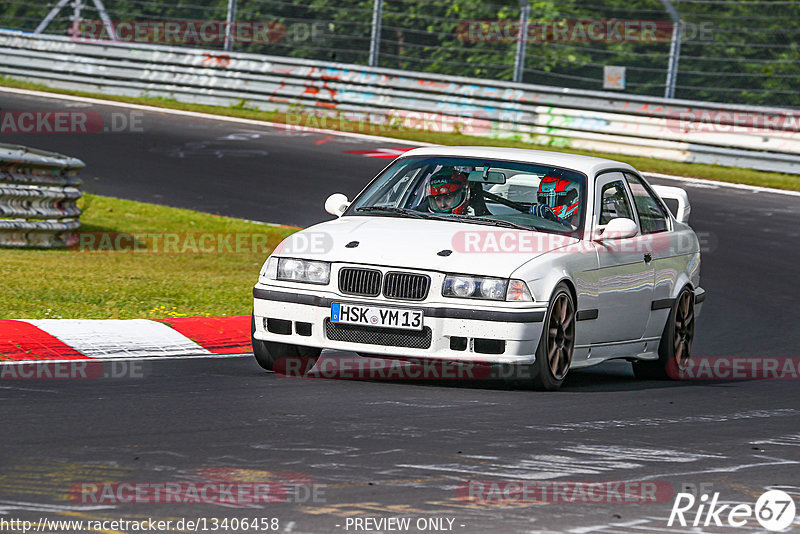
2 0 798 106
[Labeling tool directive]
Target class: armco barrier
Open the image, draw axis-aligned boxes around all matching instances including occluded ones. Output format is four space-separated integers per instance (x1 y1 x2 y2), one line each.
1 31 799 174
0 143 84 248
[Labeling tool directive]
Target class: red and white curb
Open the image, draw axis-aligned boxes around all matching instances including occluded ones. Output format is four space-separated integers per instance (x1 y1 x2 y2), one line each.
0 317 252 362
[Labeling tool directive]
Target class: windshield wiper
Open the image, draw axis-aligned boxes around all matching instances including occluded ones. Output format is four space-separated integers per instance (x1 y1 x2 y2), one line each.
466 216 538 232
356 207 469 223
355 206 426 219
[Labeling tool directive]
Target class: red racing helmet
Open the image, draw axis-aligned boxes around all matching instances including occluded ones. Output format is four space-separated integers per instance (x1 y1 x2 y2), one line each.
537 175 580 219
426 169 469 214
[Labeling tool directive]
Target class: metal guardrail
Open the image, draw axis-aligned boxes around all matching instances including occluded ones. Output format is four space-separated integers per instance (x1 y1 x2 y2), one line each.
1 31 799 175
0 143 84 248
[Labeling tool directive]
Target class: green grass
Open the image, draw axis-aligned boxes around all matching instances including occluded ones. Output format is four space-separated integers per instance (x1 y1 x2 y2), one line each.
2 76 799 192
0 194 297 319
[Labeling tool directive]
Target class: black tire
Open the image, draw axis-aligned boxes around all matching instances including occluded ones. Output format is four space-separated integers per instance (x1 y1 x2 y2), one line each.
515 283 575 391
632 286 695 380
251 314 321 372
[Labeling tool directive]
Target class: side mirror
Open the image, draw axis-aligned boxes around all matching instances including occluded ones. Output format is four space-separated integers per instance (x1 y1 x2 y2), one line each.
325 193 350 217
596 217 638 241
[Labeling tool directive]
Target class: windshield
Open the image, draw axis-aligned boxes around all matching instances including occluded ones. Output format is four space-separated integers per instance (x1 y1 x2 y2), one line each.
346 156 587 235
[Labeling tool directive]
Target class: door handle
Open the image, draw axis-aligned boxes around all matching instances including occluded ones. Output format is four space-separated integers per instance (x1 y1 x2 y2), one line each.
643 253 652 263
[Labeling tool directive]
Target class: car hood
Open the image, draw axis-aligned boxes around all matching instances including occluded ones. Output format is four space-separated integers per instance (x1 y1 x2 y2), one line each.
274 216 579 278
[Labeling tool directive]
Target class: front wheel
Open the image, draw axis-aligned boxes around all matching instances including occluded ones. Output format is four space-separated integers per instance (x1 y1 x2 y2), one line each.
632 287 695 380
515 283 575 391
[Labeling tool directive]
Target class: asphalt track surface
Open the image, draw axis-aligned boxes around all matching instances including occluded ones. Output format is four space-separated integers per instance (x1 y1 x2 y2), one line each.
1 90 800 533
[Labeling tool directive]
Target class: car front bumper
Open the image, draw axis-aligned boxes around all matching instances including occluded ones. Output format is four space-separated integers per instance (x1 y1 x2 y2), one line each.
252 285 547 364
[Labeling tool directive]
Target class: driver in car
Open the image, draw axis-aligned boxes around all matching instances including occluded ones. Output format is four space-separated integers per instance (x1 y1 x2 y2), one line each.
529 175 579 226
425 169 471 215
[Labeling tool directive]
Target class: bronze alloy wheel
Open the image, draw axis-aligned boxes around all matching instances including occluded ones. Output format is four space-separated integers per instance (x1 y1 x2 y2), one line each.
545 290 576 381
511 283 576 390
632 286 696 380
673 289 695 370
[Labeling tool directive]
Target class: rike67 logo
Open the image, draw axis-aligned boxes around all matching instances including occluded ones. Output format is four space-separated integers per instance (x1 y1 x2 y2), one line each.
668 489 796 531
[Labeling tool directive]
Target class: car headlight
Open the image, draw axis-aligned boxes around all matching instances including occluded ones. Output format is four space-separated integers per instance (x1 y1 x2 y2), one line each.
259 257 279 282
304 260 330 282
442 275 503 301
260 257 331 285
278 258 305 280
449 277 477 298
479 278 507 300
442 275 533 302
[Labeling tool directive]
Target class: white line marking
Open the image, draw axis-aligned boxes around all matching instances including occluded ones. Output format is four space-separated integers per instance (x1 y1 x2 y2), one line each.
638 456 800 481
752 433 800 447
568 520 651 534
0 385 59 393
0 499 115 513
621 522 707 533
562 445 724 462
526 409 800 432
643 171 800 198
4 87 797 198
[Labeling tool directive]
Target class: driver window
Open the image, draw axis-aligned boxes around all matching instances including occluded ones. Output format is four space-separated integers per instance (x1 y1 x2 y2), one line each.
625 173 669 234
598 180 634 225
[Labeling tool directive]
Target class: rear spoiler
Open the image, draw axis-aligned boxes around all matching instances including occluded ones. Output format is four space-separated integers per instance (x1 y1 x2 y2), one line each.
651 185 691 223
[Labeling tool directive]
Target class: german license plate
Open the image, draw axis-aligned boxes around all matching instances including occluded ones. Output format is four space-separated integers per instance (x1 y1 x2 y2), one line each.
331 303 423 331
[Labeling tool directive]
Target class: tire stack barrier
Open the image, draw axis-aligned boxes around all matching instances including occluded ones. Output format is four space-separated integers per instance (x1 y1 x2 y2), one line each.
0 143 84 248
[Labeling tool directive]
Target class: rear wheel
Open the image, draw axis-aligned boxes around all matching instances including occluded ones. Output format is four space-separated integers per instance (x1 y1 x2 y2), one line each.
515 283 575 391
633 287 695 380
251 315 321 372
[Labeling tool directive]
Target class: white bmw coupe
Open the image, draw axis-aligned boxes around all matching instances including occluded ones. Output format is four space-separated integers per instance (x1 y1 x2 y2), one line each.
252 147 705 390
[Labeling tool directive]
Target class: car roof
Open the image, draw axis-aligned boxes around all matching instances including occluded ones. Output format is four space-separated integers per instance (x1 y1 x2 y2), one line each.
398 146 637 177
